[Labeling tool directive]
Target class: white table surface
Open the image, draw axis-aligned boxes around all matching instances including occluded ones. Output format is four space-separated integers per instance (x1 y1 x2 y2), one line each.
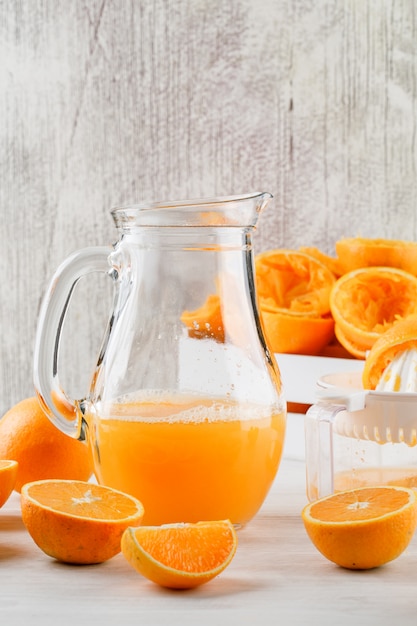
2 412 417 626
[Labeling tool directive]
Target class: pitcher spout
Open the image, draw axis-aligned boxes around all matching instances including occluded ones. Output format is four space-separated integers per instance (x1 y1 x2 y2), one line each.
254 192 273 218
111 192 273 230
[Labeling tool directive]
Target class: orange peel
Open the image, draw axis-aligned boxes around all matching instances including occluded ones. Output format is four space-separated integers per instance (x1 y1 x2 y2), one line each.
336 237 417 276
0 397 93 492
121 520 237 589
21 479 144 564
0 460 18 507
362 316 417 390
302 485 417 570
255 249 336 354
329 267 417 359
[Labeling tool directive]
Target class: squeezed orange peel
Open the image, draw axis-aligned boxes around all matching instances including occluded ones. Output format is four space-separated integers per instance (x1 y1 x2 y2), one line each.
362 316 417 390
330 267 417 359
255 249 336 355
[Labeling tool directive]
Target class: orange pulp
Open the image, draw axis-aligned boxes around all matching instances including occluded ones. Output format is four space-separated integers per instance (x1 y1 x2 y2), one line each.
88 395 285 526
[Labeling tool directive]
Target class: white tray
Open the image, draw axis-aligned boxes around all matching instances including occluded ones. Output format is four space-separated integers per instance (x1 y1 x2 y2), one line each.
275 353 364 405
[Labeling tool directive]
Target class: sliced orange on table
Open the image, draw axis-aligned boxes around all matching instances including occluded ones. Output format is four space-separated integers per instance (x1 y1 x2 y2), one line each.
21 479 144 564
362 316 417 390
0 460 18 508
121 520 237 589
329 267 417 359
302 485 417 570
255 249 336 355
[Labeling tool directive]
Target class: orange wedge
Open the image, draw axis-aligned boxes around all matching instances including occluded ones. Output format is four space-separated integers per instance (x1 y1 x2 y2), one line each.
121 520 237 589
329 267 417 359
362 316 417 390
21 479 144 564
0 460 18 508
335 237 417 276
255 249 336 355
302 485 417 570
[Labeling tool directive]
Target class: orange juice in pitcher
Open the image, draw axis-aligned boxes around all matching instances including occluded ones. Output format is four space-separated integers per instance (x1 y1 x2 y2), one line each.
34 193 287 526
89 395 285 526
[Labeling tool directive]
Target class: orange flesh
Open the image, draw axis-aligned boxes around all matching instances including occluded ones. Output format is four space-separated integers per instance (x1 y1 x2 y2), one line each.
25 481 142 520
134 524 235 572
309 487 410 522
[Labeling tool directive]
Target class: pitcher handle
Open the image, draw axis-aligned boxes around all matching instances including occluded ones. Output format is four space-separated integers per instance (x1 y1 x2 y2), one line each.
33 246 111 439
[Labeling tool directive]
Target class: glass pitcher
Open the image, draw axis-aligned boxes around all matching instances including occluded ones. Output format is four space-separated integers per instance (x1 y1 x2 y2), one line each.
34 192 286 527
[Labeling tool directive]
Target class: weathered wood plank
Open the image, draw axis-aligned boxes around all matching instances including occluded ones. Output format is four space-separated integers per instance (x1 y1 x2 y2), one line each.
1 0 416 413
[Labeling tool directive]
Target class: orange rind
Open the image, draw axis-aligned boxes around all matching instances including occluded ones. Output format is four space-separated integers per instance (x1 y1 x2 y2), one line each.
329 267 417 359
121 520 237 589
255 249 336 355
302 485 417 570
335 237 417 276
0 460 18 508
21 479 144 564
259 309 335 355
362 316 417 390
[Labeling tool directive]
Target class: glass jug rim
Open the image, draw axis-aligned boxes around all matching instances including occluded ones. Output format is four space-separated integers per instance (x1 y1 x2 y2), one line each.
110 191 273 229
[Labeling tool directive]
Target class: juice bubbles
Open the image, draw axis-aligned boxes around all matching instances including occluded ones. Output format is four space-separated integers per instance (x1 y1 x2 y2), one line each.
88 394 286 526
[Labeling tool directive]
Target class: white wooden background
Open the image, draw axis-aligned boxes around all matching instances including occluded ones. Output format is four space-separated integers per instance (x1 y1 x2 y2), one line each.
1 0 417 415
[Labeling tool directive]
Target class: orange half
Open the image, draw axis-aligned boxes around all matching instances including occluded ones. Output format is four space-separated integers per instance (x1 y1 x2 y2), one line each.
255 249 336 355
256 249 336 316
259 309 334 355
330 267 417 359
336 237 417 276
302 485 417 569
21 479 144 564
362 316 417 390
0 460 18 508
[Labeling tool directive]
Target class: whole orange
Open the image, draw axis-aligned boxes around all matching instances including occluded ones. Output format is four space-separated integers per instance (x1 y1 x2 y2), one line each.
0 397 93 492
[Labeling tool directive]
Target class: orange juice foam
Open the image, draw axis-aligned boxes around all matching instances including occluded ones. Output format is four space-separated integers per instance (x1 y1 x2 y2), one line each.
88 394 286 526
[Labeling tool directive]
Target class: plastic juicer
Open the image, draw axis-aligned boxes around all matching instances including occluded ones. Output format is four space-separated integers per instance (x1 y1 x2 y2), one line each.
305 370 417 501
